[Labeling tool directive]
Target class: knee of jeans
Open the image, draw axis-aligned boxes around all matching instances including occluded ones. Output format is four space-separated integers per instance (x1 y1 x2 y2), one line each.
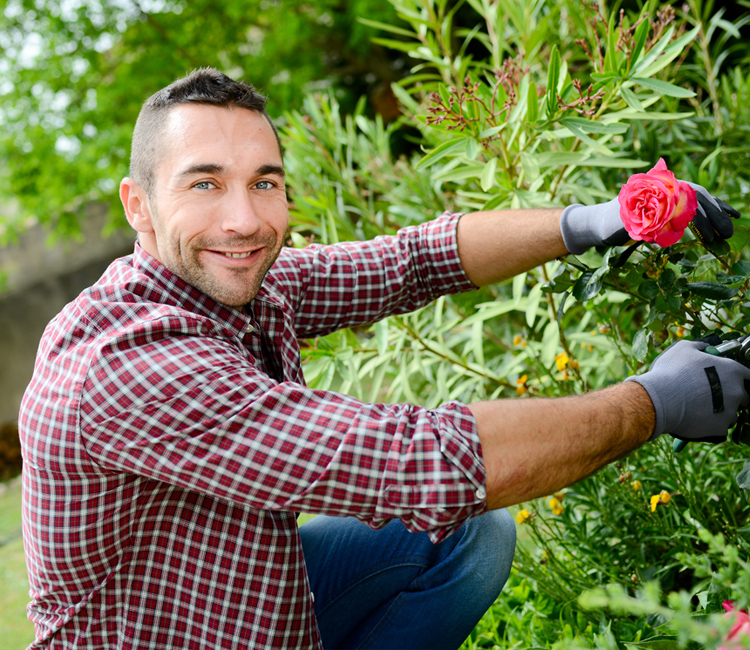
463 509 516 597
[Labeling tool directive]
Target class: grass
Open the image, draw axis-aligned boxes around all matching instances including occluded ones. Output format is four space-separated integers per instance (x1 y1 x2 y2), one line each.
0 475 33 650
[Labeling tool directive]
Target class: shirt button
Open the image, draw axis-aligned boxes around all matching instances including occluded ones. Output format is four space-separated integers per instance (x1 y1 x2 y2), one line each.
311 592 315 603
475 486 487 500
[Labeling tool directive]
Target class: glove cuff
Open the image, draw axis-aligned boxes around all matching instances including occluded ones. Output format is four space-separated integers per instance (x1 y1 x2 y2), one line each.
560 203 599 255
623 375 664 441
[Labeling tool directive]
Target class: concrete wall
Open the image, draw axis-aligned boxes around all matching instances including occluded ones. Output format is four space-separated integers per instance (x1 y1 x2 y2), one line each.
0 204 134 428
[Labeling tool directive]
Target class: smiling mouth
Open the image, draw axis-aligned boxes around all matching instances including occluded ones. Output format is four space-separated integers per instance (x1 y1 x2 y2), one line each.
219 250 255 259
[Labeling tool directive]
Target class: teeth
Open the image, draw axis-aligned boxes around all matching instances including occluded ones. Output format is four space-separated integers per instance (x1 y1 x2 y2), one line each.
223 251 252 259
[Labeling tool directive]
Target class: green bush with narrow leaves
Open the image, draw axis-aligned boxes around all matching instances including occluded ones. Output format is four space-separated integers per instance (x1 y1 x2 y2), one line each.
281 0 750 647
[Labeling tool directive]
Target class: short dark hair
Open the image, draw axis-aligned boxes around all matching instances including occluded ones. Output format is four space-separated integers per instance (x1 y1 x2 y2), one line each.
129 67 281 197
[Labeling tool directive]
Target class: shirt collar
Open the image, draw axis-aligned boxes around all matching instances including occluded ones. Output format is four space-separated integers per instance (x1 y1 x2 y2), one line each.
130 242 257 337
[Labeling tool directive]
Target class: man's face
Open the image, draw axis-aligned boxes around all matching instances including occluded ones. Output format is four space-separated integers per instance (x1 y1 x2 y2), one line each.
130 103 289 308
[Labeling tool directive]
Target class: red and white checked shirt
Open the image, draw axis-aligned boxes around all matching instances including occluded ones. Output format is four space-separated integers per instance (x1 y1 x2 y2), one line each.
19 212 488 649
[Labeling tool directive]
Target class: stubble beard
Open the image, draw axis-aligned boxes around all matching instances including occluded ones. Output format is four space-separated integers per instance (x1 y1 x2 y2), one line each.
162 231 283 309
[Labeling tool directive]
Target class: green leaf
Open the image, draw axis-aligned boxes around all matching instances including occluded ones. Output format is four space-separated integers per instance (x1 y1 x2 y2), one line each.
560 117 628 134
604 11 619 73
625 636 681 649
581 157 648 168
526 81 539 123
572 271 602 301
632 328 650 363
481 157 498 192
656 292 681 313
686 282 739 300
416 137 469 169
737 461 750 490
560 118 613 154
513 273 527 306
631 77 695 98
635 26 700 78
732 260 750 277
606 109 695 121
357 17 418 38
471 320 485 366
374 319 389 356
638 281 659 300
546 45 561 115
619 86 646 111
465 137 479 160
529 152 646 168
658 269 676 290
718 274 745 286
520 151 540 183
371 37 420 54
541 320 560 367
478 124 507 139
629 19 650 69
526 283 544 328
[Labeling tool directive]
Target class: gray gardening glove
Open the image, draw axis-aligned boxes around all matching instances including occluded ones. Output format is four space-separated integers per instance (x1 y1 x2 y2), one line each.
624 340 750 442
560 186 740 255
685 183 740 244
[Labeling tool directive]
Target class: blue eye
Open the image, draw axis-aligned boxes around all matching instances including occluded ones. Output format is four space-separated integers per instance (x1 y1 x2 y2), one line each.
255 180 274 190
194 181 214 190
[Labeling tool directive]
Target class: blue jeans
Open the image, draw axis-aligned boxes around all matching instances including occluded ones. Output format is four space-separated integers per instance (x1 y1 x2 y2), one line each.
299 509 516 649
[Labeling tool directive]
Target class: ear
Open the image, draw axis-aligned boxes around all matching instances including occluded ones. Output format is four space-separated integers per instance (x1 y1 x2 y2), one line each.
120 177 154 234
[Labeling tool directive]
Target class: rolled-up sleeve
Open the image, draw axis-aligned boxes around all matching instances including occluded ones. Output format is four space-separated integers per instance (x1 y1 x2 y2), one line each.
272 211 477 339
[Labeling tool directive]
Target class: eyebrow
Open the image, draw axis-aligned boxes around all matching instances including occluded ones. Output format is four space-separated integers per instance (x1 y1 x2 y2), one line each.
178 163 285 179
257 164 285 178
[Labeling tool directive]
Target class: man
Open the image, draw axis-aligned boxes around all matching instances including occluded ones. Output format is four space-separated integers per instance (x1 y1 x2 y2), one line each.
19 68 748 649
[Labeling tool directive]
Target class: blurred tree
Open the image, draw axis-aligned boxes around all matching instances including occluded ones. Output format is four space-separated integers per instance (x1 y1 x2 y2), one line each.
0 0 405 239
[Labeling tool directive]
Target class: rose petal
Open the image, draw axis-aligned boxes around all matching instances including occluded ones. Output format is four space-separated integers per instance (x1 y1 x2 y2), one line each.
618 159 694 247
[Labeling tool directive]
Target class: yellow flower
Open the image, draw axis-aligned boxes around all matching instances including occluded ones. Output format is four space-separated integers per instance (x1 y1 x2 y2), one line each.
555 353 569 371
568 359 580 371
513 335 527 348
515 508 531 525
516 374 528 396
650 490 671 511
631 480 642 491
675 326 685 338
548 497 564 515
554 492 565 501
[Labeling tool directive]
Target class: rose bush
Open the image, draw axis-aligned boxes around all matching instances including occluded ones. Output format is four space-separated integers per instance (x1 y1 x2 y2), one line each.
618 158 698 247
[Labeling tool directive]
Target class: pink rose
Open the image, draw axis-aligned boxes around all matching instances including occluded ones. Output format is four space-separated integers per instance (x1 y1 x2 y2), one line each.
719 601 750 650
618 158 698 247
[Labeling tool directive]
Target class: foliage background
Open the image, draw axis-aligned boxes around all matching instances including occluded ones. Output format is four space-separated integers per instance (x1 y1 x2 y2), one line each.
2 0 750 648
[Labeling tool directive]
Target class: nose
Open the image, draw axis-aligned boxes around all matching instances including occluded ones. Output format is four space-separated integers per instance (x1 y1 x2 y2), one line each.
220 188 263 236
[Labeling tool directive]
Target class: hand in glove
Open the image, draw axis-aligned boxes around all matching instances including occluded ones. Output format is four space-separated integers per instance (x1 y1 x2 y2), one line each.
560 180 740 255
624 340 750 443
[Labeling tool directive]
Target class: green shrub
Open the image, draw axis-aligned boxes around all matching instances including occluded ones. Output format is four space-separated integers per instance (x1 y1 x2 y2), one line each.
281 0 750 646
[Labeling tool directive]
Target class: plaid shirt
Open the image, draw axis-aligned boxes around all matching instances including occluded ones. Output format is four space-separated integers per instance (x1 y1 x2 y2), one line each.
19 212 488 649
